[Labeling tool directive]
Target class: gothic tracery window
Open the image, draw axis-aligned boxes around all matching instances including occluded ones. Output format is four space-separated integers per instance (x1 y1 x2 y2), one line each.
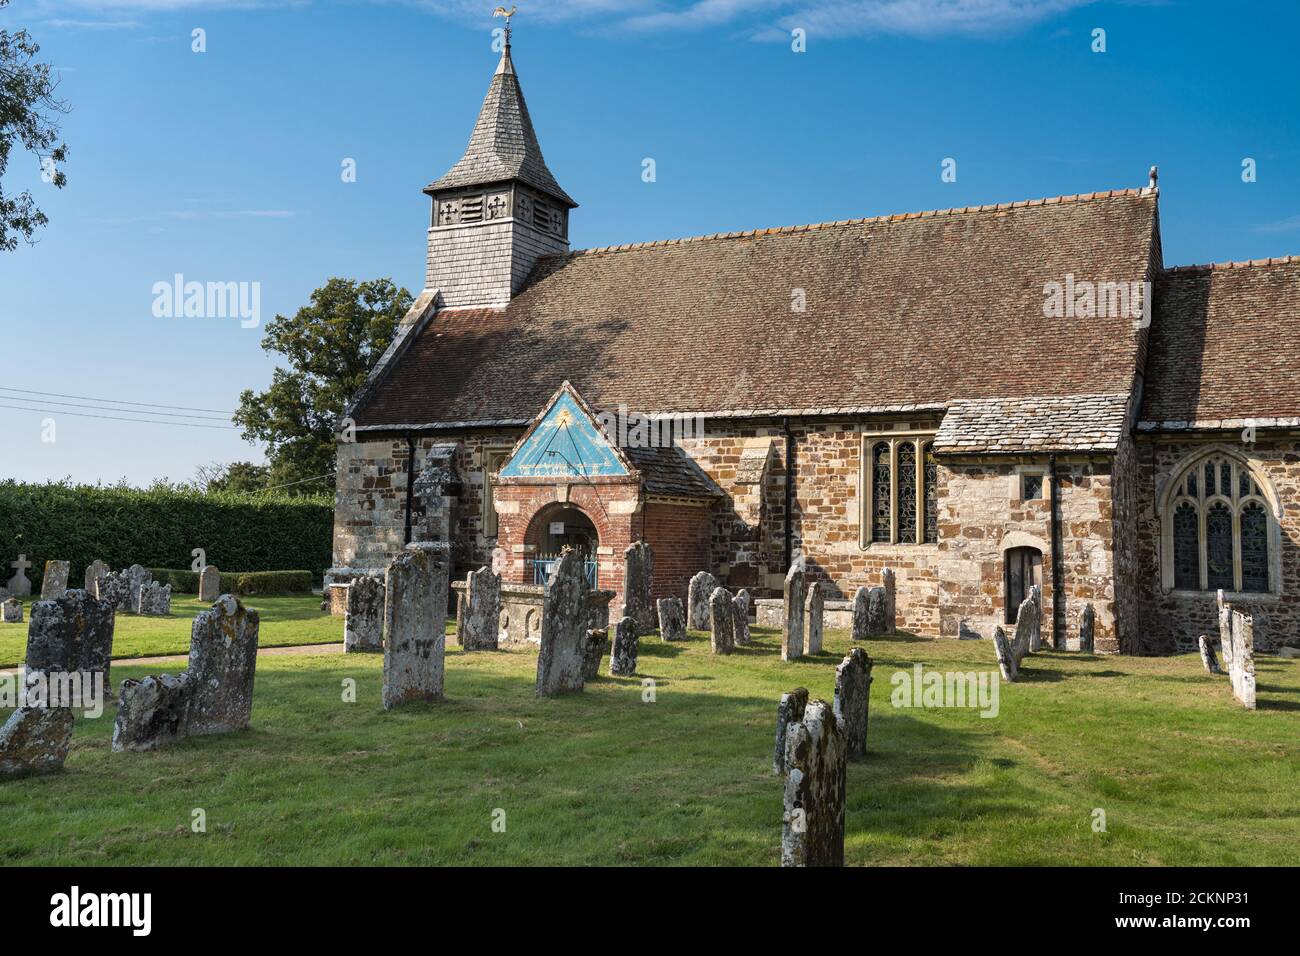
1165 453 1272 594
871 442 891 543
865 436 937 546
897 442 918 542
923 445 938 544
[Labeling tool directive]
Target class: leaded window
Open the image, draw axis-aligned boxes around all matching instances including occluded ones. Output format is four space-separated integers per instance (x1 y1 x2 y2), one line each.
864 436 937 545
871 442 891 543
1164 453 1273 594
923 446 938 544
897 442 918 542
1172 501 1200 590
1240 502 1270 593
1205 502 1234 591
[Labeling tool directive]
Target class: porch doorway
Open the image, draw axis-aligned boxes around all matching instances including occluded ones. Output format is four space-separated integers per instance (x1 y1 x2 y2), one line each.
525 504 599 587
1005 546 1043 624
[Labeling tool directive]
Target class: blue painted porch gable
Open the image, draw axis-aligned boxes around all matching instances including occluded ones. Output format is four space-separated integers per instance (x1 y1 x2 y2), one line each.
499 391 629 479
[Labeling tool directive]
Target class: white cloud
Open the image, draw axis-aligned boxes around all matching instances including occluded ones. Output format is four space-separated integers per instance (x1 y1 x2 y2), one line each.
1255 214 1300 234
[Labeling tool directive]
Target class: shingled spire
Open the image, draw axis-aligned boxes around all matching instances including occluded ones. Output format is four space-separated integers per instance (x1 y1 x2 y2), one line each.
423 30 576 308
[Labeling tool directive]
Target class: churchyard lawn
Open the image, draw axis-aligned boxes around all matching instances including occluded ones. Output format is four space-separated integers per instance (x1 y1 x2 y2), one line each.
2 625 1297 866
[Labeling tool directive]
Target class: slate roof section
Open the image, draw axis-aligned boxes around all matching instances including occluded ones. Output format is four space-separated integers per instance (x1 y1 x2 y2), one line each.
933 393 1132 454
425 46 576 207
1139 257 1300 429
624 444 723 501
352 189 1160 429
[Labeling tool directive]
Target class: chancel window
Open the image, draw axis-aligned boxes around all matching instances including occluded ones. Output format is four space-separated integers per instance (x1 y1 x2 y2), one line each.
1165 453 1273 594
864 436 938 546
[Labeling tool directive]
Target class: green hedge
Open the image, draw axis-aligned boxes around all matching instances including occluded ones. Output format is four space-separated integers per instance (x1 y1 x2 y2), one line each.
0 481 333 591
150 568 315 595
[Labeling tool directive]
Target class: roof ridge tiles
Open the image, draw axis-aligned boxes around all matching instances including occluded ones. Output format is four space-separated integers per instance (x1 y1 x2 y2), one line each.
1164 255 1300 275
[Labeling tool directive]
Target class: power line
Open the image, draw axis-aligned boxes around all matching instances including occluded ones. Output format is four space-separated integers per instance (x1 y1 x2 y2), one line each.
0 401 240 430
260 472 336 491
0 386 236 415
0 393 232 421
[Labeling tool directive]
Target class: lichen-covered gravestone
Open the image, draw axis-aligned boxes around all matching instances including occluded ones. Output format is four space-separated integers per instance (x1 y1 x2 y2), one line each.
992 625 1017 682
1227 609 1257 710
383 546 448 708
122 565 153 614
805 581 825 656
1198 634 1222 675
1077 602 1095 653
187 594 261 734
536 549 591 697
781 563 805 661
772 686 809 775
780 699 847 867
40 560 70 601
582 628 609 680
96 571 132 613
83 559 109 597
656 597 686 642
833 647 873 759
344 573 384 652
732 589 752 646
1 598 21 623
1011 594 1039 664
457 566 501 651
609 616 639 676
882 567 897 633
112 673 192 752
687 571 719 631
621 541 655 634
709 586 734 655
851 587 869 642
137 581 172 616
0 707 75 779
865 586 888 637
1026 584 1043 652
25 589 115 709
198 565 222 602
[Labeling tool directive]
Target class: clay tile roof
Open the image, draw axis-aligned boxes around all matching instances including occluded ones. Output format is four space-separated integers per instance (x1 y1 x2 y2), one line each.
352 189 1159 429
1141 257 1300 429
623 444 723 500
933 393 1132 454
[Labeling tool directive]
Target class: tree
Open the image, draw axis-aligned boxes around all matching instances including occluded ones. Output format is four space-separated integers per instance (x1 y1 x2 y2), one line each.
194 461 271 494
0 1 69 251
235 278 411 493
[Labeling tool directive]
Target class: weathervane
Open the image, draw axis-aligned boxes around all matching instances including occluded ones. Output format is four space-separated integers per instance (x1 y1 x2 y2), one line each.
493 5 518 46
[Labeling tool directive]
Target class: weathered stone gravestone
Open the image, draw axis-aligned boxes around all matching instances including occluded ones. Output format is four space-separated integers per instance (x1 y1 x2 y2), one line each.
0 707 75 779
457 566 500 651
96 571 132 613
992 626 1017 682
1027 584 1043 652
1198 634 1222 675
865 586 888 637
780 699 847 867
382 546 448 708
6 554 33 598
137 581 172 616
609 616 639 676
958 619 983 641
805 581 825 656
833 647 873 759
198 565 222 602
732 588 752 646
1077 602 1096 653
1012 594 1039 663
583 628 609 680
40 560 70 601
687 571 719 631
112 673 192 752
781 563 805 662
657 597 686 642
709 586 734 654
122 565 153 614
187 594 261 735
25 590 115 710
83 559 109 597
1217 590 1234 670
772 686 809 775
621 541 655 634
1227 608 1257 710
851 587 869 642
1 598 21 623
536 549 591 697
882 567 897 634
344 573 384 652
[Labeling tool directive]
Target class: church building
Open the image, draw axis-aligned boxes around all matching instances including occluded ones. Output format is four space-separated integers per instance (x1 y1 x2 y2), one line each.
331 33 1300 656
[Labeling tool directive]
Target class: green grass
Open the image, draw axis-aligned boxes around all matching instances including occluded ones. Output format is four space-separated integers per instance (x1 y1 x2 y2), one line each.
2 624 1297 866
0 594 338 667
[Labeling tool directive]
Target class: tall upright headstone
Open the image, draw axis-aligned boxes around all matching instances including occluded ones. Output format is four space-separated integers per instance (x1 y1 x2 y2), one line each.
536 549 591 697
780 699 846 867
657 597 686 642
732 588 752 646
687 571 719 631
382 546 448 709
781 563 805 662
833 647 873 758
83 560 109 598
122 565 153 615
1077 602 1096 653
40 560 70 601
1027 584 1043 652
865 587 888 636
881 567 897 634
187 594 261 734
805 581 826 656
25 589 116 709
198 565 222 602
621 541 655 633
709 586 734 654
851 587 870 643
773 687 809 775
1227 609 1257 710
345 573 385 652
609 616 639 676
458 565 501 651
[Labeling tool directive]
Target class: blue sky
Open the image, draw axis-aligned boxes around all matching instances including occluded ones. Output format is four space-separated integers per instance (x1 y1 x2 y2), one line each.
1 0 1297 487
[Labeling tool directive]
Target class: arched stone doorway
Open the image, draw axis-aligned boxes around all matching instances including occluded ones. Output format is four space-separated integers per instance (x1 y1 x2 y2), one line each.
524 502 600 586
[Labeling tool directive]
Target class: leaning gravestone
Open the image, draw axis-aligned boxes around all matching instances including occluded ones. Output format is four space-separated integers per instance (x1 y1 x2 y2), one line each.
609 616 639 676
782 563 805 662
833 647 874 759
992 626 1017 682
773 686 809 775
198 565 222 602
6 554 33 598
1 598 21 623
732 589 752 646
137 581 172 616
112 673 192 752
687 571 719 631
656 597 686 642
187 595 261 734
1012 594 1038 664
851 587 870 642
458 566 501 651
805 581 826 656
882 567 897 634
582 628 609 680
621 541 655 634
345 573 385 652
83 559 109 597
0 707 76 779
382 546 448 709
536 549 590 697
25 590 115 709
709 586 734 655
40 560 70 601
865 586 888 637
1078 602 1096 653
780 699 847 867
1198 634 1222 675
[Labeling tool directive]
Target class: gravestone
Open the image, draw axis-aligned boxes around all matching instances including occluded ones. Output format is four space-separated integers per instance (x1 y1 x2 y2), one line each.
732 589 752 646
882 567 897 634
6 554 32 598
458 566 501 651
97 572 132 613
773 686 809 775
780 699 846 867
83 560 109 597
0 706 75 779
865 586 888 636
805 581 825 656
621 541 655 633
709 586 734 655
122 565 153 614
833 647 874 759
1027 584 1043 652
781 563 805 662
687 571 719 631
1227 609 1257 710
536 549 590 697
657 597 686 642
1012 594 1039 663
25 590 115 710
992 626 1017 682
112 673 192 752
382 546 448 708
1078 602 1096 653
198 565 222 602
1 598 21 623
958 619 983 641
582 628 609 680
609 616 639 676
851 587 869 642
187 594 261 734
1198 634 1222 675
40 560 70 601
137 581 172 616
1217 590 1233 670
344 573 384 652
